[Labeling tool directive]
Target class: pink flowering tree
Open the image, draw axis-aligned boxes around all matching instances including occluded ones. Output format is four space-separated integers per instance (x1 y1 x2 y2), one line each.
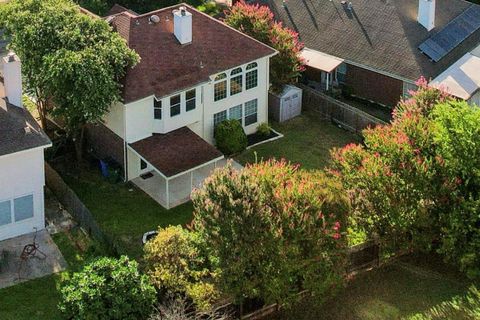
224 1 305 92
192 159 349 309
332 78 480 278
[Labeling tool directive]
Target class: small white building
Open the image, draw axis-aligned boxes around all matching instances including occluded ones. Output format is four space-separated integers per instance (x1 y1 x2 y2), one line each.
87 4 276 208
0 53 51 241
268 85 302 123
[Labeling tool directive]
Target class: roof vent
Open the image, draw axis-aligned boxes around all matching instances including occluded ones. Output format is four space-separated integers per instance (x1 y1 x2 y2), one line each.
347 2 353 11
149 15 160 24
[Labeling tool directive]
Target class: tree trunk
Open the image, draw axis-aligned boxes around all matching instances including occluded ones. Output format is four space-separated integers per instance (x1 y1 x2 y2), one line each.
73 125 85 163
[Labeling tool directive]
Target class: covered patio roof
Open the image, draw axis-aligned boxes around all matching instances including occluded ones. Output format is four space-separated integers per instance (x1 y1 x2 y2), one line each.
431 53 480 100
301 48 344 73
129 127 224 178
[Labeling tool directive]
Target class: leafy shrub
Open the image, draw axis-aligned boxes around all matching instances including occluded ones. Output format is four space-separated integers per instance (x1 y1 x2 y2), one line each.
214 119 247 155
59 256 156 320
143 226 219 311
192 160 349 306
149 295 231 320
256 122 271 137
331 78 480 278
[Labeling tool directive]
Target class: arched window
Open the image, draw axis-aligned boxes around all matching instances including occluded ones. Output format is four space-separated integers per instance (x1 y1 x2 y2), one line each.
245 62 258 90
230 67 243 96
214 73 227 101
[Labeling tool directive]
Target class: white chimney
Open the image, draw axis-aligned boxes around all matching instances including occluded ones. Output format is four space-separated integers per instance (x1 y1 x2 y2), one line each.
2 52 23 108
173 6 192 45
418 0 436 31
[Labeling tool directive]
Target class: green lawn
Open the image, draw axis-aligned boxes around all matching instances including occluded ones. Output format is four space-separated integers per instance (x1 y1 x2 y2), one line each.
273 254 476 320
0 230 101 320
236 111 362 170
60 166 193 259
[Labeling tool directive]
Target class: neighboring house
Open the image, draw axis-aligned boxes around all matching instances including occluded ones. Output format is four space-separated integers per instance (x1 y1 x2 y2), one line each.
257 0 480 107
87 4 276 208
0 53 51 241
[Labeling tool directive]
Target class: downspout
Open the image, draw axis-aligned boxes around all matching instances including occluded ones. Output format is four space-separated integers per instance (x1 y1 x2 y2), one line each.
123 104 128 182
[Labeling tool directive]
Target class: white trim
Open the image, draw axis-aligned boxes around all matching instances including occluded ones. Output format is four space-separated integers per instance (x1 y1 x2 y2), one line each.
246 128 284 150
126 144 224 181
0 144 51 159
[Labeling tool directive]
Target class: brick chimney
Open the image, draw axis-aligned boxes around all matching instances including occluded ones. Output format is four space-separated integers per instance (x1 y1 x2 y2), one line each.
2 52 23 108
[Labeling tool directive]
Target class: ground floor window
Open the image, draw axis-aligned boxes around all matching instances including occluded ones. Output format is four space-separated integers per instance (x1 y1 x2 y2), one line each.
229 105 243 123
244 99 258 126
213 110 227 128
0 194 34 226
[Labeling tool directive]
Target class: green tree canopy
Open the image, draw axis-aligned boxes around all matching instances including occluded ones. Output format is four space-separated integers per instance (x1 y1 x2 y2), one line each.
0 0 139 159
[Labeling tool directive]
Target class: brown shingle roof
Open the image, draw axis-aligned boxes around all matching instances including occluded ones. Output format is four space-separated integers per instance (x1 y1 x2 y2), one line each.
129 127 223 177
107 4 276 103
259 0 480 82
0 82 51 156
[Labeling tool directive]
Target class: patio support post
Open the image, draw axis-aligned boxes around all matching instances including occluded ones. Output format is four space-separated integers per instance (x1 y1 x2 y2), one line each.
326 72 330 91
165 178 170 209
190 171 193 192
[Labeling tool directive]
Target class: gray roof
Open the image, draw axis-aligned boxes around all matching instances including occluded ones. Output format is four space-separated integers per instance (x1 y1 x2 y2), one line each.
0 82 51 156
259 0 480 81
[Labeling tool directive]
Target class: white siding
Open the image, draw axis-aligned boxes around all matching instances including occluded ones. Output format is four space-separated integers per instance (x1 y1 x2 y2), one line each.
125 96 154 143
103 102 125 139
0 148 46 241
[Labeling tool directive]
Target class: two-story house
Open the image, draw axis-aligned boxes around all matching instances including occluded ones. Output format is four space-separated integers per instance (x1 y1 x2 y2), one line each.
0 53 51 241
86 4 276 208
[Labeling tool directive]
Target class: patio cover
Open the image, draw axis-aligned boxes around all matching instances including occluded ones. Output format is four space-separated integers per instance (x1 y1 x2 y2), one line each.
431 53 480 100
129 127 224 178
301 48 344 73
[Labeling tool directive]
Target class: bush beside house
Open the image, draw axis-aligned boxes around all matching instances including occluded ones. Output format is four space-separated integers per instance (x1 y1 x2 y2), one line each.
214 119 248 155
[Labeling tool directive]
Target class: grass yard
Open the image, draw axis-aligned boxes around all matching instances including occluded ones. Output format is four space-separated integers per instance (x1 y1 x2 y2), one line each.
0 229 102 320
236 111 362 170
273 254 477 320
60 165 193 259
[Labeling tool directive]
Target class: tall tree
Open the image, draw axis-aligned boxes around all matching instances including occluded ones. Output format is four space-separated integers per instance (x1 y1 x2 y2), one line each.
224 1 304 92
0 0 139 160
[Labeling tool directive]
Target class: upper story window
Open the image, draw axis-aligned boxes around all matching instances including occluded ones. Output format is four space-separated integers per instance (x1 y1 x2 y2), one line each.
230 67 243 96
154 98 162 120
214 73 227 102
170 94 181 117
246 62 258 90
186 89 196 112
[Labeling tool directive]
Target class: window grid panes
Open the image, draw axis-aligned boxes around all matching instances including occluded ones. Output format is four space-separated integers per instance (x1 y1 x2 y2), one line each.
170 95 181 117
154 98 162 120
14 195 33 222
0 200 11 226
186 89 196 111
213 110 227 128
229 105 242 123
214 81 227 101
230 75 243 95
245 69 258 90
244 99 258 126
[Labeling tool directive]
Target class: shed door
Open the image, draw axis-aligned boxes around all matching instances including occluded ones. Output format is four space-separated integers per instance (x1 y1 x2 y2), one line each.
282 96 292 122
291 93 301 117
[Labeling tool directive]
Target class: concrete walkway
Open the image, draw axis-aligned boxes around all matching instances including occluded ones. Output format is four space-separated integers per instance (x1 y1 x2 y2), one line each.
0 230 67 289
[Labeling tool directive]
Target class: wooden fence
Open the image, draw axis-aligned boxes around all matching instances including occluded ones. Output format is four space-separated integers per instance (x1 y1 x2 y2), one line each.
298 84 387 134
44 163 119 255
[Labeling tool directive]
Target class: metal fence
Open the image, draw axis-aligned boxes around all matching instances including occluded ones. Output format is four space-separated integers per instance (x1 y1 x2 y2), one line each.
44 163 118 255
298 84 387 134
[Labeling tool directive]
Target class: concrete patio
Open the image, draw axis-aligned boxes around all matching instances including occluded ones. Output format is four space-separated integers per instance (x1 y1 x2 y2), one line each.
0 229 67 289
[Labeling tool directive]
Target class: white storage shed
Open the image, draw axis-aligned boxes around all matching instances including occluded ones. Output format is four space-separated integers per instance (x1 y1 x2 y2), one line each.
268 85 303 122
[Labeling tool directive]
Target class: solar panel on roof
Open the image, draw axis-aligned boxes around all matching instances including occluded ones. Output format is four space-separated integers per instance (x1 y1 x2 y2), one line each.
419 5 480 62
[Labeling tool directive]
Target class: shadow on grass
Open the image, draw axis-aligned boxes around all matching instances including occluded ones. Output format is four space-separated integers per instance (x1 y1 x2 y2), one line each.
272 254 474 320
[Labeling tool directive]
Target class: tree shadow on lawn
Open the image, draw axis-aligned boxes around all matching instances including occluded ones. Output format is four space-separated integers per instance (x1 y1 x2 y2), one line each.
273 254 474 320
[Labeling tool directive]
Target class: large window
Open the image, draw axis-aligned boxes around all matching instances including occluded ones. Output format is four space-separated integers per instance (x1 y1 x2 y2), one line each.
230 67 243 96
154 98 162 120
229 105 242 123
186 89 196 112
213 110 227 128
214 73 227 101
14 195 34 222
245 62 258 90
0 200 11 226
170 94 181 117
244 99 258 126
